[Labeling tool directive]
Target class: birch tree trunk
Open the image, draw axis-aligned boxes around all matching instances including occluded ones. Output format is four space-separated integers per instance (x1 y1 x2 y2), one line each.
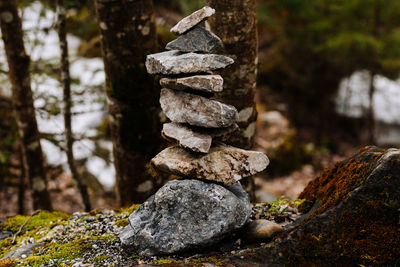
206 0 259 200
0 0 52 210
57 0 91 211
94 0 163 206
206 0 259 150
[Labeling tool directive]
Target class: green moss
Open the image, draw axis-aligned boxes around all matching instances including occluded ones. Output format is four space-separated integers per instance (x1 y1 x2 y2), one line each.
90 233 117 242
2 211 70 233
22 238 92 266
0 259 15 267
152 259 179 265
114 219 129 227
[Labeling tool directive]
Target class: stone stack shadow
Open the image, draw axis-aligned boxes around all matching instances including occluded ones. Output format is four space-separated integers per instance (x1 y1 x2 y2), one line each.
120 6 270 256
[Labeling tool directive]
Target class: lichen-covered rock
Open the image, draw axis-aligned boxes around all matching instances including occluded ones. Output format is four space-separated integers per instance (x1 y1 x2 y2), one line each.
160 75 223 93
160 88 238 128
151 144 269 186
170 6 215 35
120 179 251 256
145 51 234 75
166 25 222 53
162 122 212 153
221 147 400 266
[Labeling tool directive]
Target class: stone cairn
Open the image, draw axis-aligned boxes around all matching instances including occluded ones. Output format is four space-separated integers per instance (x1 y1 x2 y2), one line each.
120 6 270 256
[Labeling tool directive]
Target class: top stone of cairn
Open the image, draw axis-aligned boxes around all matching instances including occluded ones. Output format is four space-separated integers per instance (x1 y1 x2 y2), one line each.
171 6 215 35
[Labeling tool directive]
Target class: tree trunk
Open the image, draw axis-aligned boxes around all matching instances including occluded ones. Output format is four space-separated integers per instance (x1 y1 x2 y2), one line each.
206 0 259 200
0 0 52 210
57 0 91 212
94 0 164 206
206 0 259 150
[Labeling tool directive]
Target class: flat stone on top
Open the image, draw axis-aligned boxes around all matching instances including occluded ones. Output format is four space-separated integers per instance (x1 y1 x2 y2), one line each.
162 122 212 153
171 6 215 35
166 25 222 53
151 144 270 186
160 75 223 93
160 88 238 128
146 50 233 75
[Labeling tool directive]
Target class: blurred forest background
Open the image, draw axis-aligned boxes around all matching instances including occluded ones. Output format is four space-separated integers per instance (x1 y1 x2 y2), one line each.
1 0 400 217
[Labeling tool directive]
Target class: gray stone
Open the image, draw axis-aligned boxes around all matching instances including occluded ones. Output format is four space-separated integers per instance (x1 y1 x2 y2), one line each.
160 88 238 128
243 220 283 242
120 179 251 256
145 51 234 75
166 25 222 53
0 231 11 241
160 75 223 93
201 124 240 143
171 6 215 35
151 144 270 186
162 122 212 153
1 243 43 260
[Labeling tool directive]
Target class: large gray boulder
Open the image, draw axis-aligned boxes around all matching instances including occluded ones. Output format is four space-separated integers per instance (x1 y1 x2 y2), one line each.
145 51 234 75
160 88 238 128
166 25 222 53
170 6 215 35
151 144 270 186
120 179 251 256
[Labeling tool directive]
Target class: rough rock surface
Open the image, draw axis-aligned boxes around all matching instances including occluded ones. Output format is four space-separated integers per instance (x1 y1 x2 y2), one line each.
160 88 238 128
171 6 215 35
120 179 251 256
145 51 234 75
160 75 223 93
151 144 270 186
1 243 43 260
162 122 212 153
220 147 400 266
166 25 222 53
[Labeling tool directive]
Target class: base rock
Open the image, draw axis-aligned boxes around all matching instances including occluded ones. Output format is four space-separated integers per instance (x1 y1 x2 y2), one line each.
120 179 251 256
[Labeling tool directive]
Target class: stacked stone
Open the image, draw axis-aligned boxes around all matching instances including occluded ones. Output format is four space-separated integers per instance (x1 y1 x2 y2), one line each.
120 7 270 256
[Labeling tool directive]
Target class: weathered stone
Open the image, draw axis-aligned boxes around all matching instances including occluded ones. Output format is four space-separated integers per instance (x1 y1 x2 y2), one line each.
162 122 212 153
160 88 238 128
160 75 223 93
243 220 283 242
171 6 215 35
166 25 222 53
151 144 269 185
202 124 240 143
1 243 43 260
145 51 234 75
120 179 251 256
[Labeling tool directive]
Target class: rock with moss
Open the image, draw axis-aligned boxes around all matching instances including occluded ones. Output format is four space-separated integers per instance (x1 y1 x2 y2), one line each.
220 147 400 266
120 179 251 256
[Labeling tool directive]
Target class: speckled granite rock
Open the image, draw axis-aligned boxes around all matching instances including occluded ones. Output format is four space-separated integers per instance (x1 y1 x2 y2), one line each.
151 144 269 186
120 179 251 256
145 51 233 75
160 75 223 93
160 88 238 128
170 6 215 35
166 25 222 53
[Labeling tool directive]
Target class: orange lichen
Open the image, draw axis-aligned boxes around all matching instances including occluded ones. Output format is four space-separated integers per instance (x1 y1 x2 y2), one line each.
299 147 385 217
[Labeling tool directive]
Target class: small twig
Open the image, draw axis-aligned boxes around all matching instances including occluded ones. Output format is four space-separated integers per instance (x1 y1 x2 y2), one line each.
12 210 43 244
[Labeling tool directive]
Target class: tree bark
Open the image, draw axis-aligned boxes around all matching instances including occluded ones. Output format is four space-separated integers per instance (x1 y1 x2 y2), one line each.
206 0 259 150
94 0 164 206
57 0 91 212
206 0 259 200
367 72 376 144
0 0 52 210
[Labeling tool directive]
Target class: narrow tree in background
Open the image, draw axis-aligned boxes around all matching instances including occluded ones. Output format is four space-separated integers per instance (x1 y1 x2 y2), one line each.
56 0 91 211
206 0 259 150
0 0 52 210
206 0 259 200
95 0 163 206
